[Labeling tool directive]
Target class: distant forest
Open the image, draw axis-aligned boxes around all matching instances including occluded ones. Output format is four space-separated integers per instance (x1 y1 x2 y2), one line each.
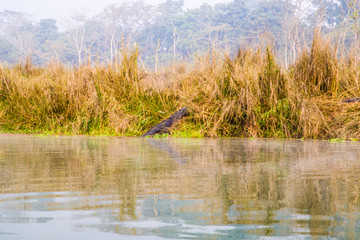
0 0 359 69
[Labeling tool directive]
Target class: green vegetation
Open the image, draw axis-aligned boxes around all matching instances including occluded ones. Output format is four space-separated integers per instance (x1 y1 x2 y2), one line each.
149 133 170 139
327 138 346 143
1 33 360 139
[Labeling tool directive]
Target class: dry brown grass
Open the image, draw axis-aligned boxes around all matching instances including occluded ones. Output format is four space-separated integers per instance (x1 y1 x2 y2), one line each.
1 34 360 138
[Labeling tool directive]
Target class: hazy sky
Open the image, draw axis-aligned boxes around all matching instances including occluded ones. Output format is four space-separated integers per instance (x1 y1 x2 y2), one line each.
0 0 232 25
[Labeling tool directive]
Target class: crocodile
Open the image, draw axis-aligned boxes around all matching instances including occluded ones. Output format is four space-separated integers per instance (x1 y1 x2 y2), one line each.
141 107 188 137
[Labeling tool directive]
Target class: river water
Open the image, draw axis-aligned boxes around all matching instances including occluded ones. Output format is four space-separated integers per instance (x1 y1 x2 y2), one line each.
0 135 359 239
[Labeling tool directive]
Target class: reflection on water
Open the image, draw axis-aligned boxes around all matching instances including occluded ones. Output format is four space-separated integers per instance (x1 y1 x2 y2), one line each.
0 135 359 239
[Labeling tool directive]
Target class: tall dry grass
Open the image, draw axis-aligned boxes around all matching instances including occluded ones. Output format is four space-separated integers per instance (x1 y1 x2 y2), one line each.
1 34 360 138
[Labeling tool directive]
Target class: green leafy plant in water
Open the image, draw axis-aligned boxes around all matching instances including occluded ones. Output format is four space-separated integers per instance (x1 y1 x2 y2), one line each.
328 138 346 142
146 133 169 139
172 130 203 138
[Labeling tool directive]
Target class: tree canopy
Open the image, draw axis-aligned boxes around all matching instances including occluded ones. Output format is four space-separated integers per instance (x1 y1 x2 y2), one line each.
0 0 358 68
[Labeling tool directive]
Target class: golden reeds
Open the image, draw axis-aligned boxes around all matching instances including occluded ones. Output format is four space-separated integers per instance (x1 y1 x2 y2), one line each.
1 34 360 139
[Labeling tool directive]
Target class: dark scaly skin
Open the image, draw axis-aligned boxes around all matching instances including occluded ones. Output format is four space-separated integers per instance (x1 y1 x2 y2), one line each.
141 107 188 137
341 97 360 103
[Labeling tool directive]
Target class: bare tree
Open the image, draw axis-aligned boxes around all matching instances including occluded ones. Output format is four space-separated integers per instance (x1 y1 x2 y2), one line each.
0 10 35 59
68 12 88 65
99 0 154 58
171 22 179 62
281 0 313 66
155 38 166 73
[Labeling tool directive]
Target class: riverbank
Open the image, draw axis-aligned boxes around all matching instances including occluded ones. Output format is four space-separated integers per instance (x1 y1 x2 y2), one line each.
1 35 360 139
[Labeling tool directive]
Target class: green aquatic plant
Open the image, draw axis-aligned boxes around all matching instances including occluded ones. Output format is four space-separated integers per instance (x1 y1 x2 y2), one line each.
146 133 170 139
327 138 346 142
